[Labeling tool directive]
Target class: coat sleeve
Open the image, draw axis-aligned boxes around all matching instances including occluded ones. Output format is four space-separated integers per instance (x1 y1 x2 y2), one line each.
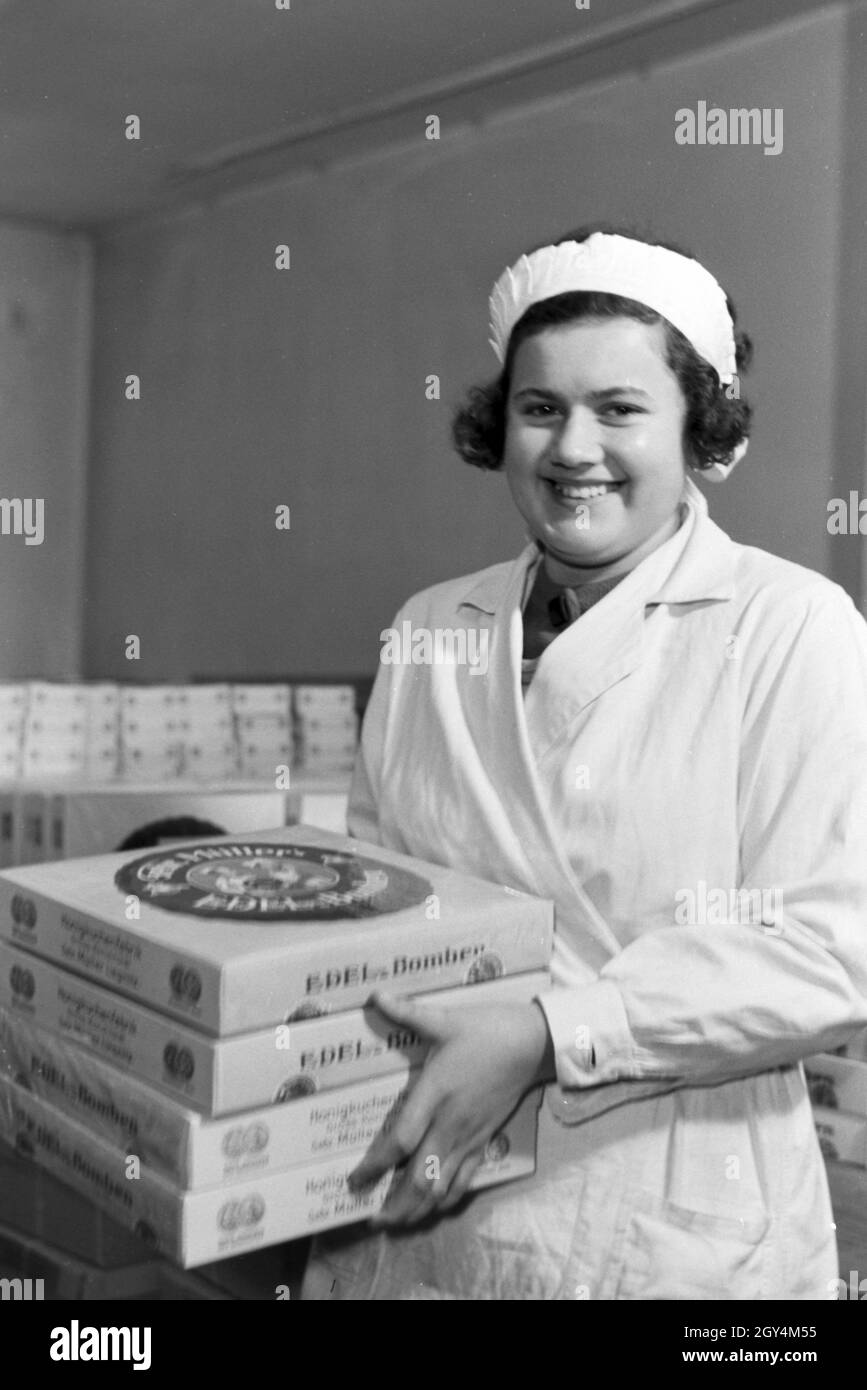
345 605 406 847
537 580 867 1096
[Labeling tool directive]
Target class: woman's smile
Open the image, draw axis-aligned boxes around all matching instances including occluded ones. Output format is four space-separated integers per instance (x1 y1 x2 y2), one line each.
545 477 626 504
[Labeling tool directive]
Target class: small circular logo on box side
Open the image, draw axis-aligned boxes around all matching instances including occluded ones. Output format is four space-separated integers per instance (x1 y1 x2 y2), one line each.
10 894 36 929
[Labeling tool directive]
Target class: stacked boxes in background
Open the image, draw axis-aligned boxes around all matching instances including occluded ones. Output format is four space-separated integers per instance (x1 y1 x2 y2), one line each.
120 686 186 780
0 685 28 781
0 824 552 1265
23 683 89 781
0 680 364 866
82 684 121 783
232 685 293 782
294 685 357 776
0 680 361 788
175 686 237 782
807 1033 867 1167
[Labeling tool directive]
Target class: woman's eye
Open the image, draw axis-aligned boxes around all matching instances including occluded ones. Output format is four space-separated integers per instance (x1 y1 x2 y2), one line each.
522 403 558 418
602 403 643 418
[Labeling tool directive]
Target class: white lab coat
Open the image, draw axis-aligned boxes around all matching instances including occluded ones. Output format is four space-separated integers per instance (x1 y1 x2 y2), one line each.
302 483 867 1300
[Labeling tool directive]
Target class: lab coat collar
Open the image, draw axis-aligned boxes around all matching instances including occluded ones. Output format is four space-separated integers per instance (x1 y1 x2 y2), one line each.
458 477 737 617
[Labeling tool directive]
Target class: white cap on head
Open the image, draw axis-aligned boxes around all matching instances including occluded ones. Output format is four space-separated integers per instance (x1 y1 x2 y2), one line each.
488 232 737 384
488 231 746 480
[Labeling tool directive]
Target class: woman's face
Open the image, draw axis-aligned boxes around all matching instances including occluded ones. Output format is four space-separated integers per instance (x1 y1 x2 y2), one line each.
503 316 691 582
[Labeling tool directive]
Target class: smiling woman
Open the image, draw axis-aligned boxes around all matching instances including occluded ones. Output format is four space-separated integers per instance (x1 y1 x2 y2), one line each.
452 226 753 480
301 222 867 1302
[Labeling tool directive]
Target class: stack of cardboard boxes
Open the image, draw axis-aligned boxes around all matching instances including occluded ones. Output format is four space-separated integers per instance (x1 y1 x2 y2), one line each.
294 687 357 777
0 824 551 1266
232 685 293 782
0 680 363 868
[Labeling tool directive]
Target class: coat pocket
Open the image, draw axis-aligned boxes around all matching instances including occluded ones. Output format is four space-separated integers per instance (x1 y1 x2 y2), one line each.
613 1196 770 1301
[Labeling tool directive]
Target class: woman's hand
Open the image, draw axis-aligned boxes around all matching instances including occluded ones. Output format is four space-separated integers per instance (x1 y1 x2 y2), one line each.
347 990 555 1228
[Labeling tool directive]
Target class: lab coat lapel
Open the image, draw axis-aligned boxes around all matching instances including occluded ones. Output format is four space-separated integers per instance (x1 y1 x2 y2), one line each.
461 546 623 965
455 489 736 967
522 488 723 757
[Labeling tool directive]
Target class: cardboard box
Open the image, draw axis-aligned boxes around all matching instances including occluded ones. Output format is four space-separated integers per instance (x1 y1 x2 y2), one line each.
236 713 291 734
294 687 354 713
83 683 120 711
182 746 240 781
0 1074 540 1266
231 686 291 715
812 1105 867 1166
0 825 552 1034
0 966 549 1143
0 685 28 711
22 748 86 779
25 716 88 737
298 792 348 835
121 748 183 780
178 686 233 710
297 714 358 736
806 1053 867 1114
299 738 356 758
119 687 185 713
28 683 88 712
82 750 121 782
241 738 292 758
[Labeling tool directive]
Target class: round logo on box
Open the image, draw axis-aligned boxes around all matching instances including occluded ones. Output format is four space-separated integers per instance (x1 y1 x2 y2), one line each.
9 964 35 1000
114 841 433 922
218 1195 266 1231
10 894 36 929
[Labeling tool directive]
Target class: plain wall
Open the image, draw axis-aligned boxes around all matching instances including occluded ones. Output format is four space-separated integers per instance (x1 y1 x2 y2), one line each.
0 220 92 677
83 8 846 681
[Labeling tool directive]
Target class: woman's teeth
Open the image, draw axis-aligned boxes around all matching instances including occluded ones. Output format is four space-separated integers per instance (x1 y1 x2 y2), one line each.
549 481 622 501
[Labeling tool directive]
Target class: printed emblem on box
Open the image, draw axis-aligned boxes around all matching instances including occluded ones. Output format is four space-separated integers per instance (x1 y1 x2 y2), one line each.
218 1195 266 1231
114 842 433 922
10 895 36 930
9 964 34 1000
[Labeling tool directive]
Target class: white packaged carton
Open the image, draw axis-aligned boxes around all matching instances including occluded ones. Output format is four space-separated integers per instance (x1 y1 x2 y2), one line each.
294 686 354 712
298 792 349 835
236 713 291 735
119 686 185 712
0 1074 540 1266
177 686 233 710
0 825 552 1035
297 714 358 737
231 685 291 715
28 683 88 713
0 966 549 1137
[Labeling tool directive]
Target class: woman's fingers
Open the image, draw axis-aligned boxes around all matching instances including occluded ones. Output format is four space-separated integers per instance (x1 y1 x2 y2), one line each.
371 1136 476 1229
367 990 449 1042
436 1151 485 1212
347 1072 441 1190
369 1154 443 1229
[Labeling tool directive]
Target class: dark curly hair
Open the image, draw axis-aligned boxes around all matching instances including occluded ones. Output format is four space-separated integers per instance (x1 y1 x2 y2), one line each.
452 222 753 473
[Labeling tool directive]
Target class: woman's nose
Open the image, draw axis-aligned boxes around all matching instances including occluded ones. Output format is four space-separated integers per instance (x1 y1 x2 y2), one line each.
551 408 605 466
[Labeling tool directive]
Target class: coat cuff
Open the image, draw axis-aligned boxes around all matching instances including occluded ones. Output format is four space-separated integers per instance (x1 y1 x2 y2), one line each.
535 980 635 1089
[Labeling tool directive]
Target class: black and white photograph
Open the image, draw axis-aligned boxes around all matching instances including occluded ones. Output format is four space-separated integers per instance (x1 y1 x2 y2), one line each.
0 0 865 1342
